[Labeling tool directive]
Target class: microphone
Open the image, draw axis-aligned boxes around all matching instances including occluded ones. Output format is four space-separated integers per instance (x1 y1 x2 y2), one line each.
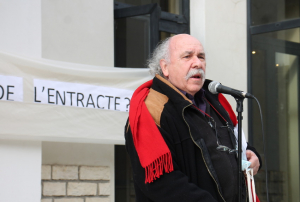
208 81 254 99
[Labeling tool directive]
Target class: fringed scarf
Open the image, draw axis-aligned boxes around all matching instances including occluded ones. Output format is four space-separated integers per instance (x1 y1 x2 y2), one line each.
129 79 174 184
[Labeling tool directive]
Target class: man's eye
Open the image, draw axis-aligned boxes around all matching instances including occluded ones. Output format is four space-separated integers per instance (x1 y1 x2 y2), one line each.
184 55 190 58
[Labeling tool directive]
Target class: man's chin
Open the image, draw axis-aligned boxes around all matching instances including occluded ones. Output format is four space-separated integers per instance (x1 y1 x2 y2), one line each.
187 85 203 95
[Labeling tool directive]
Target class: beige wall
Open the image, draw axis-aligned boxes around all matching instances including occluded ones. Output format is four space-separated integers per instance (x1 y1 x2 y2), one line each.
0 0 41 57
191 0 249 138
42 0 114 67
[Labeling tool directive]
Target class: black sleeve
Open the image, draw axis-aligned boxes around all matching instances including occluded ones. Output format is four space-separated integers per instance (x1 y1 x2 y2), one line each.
246 144 262 170
124 123 218 202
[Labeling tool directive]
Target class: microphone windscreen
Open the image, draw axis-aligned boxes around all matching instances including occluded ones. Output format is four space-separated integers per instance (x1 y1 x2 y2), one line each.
208 81 220 94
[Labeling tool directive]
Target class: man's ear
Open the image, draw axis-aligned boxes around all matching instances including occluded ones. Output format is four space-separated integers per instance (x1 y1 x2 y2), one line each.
160 59 169 78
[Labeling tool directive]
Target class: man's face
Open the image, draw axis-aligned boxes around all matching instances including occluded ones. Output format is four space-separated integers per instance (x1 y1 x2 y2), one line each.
160 34 206 96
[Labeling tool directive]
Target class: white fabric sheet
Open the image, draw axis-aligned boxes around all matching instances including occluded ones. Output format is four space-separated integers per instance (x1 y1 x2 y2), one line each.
0 52 152 144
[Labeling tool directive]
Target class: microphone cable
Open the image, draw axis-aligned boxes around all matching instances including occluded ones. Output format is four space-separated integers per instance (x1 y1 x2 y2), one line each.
253 96 269 202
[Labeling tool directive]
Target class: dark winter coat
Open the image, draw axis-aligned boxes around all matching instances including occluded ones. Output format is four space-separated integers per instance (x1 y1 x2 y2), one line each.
125 75 260 202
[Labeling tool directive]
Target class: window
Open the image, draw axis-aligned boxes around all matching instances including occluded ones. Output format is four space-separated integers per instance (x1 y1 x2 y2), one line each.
248 0 300 201
114 0 190 68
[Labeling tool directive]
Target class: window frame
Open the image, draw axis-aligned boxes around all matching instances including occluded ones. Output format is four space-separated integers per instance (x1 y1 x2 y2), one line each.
114 0 190 54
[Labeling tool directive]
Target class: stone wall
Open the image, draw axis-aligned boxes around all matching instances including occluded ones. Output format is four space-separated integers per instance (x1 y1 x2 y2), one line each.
41 165 110 202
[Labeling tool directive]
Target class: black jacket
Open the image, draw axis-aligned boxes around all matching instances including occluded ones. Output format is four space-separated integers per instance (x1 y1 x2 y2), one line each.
125 75 261 202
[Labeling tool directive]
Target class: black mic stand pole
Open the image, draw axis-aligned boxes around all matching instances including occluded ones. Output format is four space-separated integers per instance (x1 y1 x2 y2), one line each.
234 96 245 202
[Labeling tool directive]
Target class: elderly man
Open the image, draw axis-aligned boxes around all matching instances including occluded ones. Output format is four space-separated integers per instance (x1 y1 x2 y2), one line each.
125 34 261 202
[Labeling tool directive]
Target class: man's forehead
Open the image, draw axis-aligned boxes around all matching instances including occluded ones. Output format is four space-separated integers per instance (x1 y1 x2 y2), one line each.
170 35 203 51
170 42 205 55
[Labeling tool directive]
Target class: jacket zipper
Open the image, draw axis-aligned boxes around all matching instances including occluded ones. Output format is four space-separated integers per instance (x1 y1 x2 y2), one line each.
182 104 226 202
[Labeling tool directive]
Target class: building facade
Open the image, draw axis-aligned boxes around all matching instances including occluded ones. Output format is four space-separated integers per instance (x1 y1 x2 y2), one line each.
0 0 299 202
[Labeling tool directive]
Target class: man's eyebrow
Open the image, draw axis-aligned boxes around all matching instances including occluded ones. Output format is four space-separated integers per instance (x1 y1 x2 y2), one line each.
198 52 206 57
180 51 206 57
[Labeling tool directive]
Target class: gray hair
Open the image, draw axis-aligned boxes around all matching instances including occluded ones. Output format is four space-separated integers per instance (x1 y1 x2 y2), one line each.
147 37 171 77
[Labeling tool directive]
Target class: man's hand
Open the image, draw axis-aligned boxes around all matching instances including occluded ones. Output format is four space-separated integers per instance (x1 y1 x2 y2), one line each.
246 150 260 175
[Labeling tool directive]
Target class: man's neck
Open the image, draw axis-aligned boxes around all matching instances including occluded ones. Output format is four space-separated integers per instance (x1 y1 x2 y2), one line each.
177 88 206 115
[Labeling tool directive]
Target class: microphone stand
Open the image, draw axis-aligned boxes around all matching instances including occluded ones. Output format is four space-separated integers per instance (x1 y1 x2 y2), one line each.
234 96 244 202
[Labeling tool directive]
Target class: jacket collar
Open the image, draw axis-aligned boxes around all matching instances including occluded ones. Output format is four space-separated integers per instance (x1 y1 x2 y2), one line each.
153 75 234 128
154 74 192 103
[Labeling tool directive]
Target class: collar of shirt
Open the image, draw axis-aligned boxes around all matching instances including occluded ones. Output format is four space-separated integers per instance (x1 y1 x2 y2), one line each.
178 88 206 115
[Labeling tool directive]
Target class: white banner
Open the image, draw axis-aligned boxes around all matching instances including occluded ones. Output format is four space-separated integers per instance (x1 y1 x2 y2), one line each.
34 79 134 112
0 75 23 102
0 51 152 144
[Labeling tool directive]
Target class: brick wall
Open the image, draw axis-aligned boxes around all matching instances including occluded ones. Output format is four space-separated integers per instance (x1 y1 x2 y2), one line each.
42 165 110 202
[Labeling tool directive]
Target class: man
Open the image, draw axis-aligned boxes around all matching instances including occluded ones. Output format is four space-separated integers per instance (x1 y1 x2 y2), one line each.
125 34 261 202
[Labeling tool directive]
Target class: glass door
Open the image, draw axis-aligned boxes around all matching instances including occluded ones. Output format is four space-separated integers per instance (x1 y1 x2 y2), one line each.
276 52 299 202
251 29 300 202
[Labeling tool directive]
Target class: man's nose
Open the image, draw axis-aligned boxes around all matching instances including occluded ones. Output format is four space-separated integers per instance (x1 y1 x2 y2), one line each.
192 56 203 69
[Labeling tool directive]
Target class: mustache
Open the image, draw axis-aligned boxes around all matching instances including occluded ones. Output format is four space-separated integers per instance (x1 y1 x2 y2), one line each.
185 69 206 81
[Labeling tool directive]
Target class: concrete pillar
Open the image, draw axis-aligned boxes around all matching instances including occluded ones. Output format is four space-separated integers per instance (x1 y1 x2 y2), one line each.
0 139 42 202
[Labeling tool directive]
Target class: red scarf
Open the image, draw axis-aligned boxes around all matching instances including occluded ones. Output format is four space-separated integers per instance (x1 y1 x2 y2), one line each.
129 79 173 184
